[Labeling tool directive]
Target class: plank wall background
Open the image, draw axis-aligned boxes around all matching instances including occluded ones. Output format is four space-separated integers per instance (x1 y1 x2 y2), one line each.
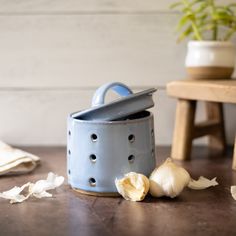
0 0 235 146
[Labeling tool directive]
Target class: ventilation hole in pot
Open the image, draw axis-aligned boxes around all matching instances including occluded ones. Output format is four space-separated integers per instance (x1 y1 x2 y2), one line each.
152 149 155 158
151 129 154 137
91 134 98 142
68 169 71 175
89 178 96 186
68 130 71 136
128 155 135 163
128 134 135 143
89 154 97 163
68 149 71 155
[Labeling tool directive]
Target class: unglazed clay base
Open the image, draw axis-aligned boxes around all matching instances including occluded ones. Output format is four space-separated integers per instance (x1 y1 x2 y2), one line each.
73 187 120 197
187 66 234 80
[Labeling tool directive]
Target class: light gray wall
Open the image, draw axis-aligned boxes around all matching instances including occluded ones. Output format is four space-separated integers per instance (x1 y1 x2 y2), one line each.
0 0 235 146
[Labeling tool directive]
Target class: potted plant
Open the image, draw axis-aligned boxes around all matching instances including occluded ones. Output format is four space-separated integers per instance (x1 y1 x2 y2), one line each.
171 0 236 79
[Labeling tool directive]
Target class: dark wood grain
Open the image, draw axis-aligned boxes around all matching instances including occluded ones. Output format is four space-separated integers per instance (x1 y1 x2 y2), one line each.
0 146 236 236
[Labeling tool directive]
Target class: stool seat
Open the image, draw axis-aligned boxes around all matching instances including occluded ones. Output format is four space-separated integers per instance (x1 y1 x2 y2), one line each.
168 80 236 103
167 79 236 170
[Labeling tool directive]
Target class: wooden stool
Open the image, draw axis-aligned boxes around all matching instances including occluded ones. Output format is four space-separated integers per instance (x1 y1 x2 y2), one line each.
167 80 236 170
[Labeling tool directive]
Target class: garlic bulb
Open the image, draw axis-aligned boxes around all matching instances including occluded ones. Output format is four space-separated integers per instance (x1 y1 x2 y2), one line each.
115 172 149 201
149 158 190 198
231 186 236 200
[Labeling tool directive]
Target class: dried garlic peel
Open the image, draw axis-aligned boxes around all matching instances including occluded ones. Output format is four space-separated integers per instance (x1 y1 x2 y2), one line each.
0 182 31 204
149 158 191 198
0 172 64 204
188 176 218 190
29 172 64 198
231 186 236 200
115 172 149 201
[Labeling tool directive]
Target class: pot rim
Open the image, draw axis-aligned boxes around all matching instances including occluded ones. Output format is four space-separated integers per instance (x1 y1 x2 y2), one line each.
69 111 153 125
188 40 235 48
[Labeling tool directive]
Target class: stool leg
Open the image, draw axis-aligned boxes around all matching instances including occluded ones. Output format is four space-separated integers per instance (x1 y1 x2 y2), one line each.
171 99 196 160
232 136 236 170
205 102 226 151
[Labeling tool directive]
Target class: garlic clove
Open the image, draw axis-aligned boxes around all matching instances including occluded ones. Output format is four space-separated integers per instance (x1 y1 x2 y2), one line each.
115 172 149 201
188 176 218 190
149 158 191 198
230 186 236 200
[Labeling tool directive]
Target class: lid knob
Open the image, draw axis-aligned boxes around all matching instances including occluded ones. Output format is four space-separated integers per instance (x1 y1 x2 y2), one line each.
92 82 133 107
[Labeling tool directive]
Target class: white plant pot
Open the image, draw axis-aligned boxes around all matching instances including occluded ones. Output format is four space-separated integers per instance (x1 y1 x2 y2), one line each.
185 41 236 79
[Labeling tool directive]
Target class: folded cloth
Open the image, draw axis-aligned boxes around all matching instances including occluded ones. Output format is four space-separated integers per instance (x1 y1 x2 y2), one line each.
0 141 40 176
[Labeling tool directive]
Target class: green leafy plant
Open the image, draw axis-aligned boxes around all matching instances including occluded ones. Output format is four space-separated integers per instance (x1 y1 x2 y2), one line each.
170 0 236 41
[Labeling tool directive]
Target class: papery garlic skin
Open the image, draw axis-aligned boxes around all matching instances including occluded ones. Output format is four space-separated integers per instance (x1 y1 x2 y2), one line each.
188 176 218 190
29 172 64 197
115 172 149 201
149 158 190 198
0 172 64 204
0 183 31 204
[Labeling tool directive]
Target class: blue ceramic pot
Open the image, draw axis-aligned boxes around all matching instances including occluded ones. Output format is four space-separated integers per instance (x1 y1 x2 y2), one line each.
67 83 156 195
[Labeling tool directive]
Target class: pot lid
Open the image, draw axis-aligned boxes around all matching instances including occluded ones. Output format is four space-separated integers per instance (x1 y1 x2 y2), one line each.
72 82 157 121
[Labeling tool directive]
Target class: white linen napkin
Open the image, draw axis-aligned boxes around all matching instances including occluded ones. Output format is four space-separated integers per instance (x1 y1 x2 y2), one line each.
0 141 40 176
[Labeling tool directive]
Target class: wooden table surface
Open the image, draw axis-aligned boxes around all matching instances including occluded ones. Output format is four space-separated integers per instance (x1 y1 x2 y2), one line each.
0 146 236 236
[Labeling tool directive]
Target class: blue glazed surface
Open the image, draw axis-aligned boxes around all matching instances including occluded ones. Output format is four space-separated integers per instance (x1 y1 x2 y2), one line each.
67 111 156 193
71 82 156 121
92 82 133 107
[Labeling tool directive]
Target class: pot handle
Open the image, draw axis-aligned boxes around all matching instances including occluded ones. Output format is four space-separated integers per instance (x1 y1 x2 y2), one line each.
92 82 133 107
